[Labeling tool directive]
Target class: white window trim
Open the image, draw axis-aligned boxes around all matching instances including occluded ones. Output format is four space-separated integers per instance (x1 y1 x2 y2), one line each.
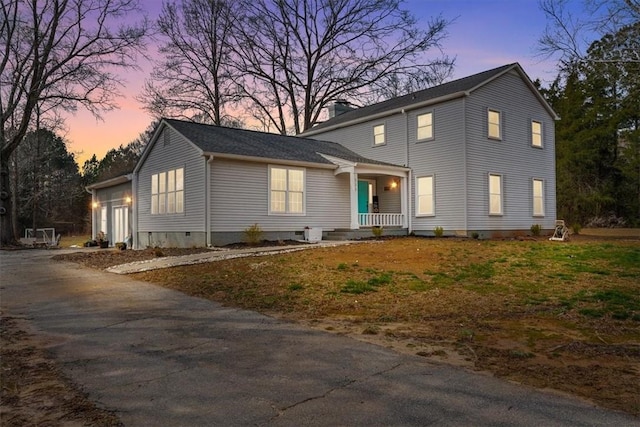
151 167 184 215
532 178 545 217
531 119 543 148
373 123 386 146
268 165 306 216
488 173 503 216
416 175 435 217
416 111 434 142
488 108 502 140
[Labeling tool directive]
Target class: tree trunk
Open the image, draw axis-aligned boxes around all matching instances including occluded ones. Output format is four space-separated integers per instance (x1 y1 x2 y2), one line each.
0 155 16 245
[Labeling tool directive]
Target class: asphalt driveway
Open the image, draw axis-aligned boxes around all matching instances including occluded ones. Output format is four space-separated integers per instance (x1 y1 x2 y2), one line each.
1 249 638 426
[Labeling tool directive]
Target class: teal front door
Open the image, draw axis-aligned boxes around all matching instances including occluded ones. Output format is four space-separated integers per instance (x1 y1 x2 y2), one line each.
358 180 369 214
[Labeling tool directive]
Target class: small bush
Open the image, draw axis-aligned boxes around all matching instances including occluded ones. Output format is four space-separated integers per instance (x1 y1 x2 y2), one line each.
244 223 263 245
434 226 444 238
530 224 542 236
115 242 127 250
153 247 165 257
471 232 480 240
571 223 582 235
371 226 383 238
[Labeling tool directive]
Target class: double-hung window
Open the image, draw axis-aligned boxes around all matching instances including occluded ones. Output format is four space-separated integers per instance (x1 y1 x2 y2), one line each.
417 112 433 141
151 167 184 215
488 109 501 140
373 124 385 145
533 179 544 216
489 174 503 215
417 176 435 216
531 120 543 148
270 166 305 214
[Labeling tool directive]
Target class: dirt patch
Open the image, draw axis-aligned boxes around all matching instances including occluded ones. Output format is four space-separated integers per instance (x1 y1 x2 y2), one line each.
0 316 122 426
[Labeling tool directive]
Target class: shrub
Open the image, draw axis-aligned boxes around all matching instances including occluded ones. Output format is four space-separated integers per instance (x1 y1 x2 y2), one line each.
244 223 263 245
371 226 383 238
115 242 127 250
434 226 444 238
471 232 480 240
530 224 542 236
571 223 582 235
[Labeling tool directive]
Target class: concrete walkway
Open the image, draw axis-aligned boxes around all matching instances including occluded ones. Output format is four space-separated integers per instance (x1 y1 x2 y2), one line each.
107 240 359 274
1 250 638 426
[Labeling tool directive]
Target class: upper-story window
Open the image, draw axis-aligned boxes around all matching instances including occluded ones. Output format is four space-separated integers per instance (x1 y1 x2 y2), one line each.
269 166 305 214
373 124 385 145
417 112 434 141
531 120 543 148
151 167 184 215
488 109 502 140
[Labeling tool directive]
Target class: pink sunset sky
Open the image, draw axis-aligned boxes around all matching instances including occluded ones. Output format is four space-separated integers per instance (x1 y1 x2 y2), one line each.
65 0 569 167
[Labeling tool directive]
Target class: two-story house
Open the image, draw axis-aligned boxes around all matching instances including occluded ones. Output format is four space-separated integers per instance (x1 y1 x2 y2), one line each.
300 62 559 238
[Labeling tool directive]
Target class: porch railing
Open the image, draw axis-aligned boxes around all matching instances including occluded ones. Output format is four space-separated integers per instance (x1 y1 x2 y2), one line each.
358 213 404 227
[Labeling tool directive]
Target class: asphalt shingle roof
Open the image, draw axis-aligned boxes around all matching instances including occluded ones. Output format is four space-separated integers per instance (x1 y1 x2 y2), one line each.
164 119 401 167
302 63 519 133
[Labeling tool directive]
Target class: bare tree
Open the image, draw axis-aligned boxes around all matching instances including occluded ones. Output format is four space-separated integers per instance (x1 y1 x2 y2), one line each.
0 0 148 246
140 0 240 126
538 0 640 71
233 0 454 134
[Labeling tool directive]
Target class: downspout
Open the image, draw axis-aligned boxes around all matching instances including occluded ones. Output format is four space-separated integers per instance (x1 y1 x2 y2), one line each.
462 96 469 235
205 155 214 246
131 173 138 249
403 109 412 233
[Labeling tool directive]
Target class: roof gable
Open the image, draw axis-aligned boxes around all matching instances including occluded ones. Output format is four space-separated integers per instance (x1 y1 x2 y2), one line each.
301 63 558 136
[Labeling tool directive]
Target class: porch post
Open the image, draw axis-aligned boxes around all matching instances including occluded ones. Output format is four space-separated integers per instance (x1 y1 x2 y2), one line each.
349 168 359 229
91 189 97 240
401 174 409 228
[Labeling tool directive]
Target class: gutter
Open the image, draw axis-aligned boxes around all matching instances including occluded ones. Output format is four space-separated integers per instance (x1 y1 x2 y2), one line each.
201 152 337 170
301 91 468 137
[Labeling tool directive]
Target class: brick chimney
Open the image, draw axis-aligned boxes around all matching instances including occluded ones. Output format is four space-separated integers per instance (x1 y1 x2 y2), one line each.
327 100 354 118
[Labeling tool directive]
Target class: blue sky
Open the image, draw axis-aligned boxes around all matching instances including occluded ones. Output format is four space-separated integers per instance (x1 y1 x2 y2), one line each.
69 0 564 165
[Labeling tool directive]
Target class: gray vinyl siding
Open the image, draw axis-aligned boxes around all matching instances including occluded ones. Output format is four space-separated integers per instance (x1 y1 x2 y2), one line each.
210 158 350 232
465 70 557 231
407 100 467 231
312 116 408 166
137 127 206 232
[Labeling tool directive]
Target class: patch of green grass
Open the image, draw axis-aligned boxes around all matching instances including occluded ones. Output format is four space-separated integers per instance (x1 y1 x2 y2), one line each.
341 279 376 294
340 271 393 294
336 262 348 271
562 288 640 321
288 283 304 291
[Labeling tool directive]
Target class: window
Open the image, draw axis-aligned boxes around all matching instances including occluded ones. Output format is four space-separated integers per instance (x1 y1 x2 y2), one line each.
533 179 544 216
489 174 503 215
531 120 543 147
270 166 305 214
417 176 435 216
373 124 385 145
151 167 184 215
417 112 433 140
488 109 501 140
